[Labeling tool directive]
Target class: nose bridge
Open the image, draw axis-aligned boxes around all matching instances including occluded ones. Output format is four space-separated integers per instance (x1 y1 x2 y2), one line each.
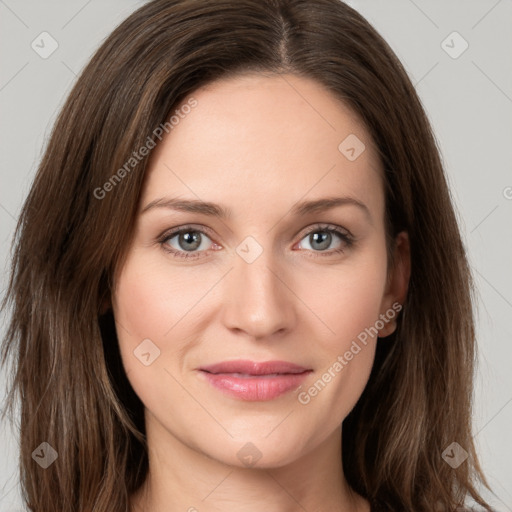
221 235 295 338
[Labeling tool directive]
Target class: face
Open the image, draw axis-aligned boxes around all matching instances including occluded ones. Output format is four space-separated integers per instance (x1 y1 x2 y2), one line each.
111 72 409 468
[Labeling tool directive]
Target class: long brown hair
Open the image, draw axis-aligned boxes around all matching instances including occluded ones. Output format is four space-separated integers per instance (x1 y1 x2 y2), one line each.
1 0 495 510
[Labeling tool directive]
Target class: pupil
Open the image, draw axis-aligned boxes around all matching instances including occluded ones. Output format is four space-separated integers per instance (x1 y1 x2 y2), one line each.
180 232 201 251
311 231 330 250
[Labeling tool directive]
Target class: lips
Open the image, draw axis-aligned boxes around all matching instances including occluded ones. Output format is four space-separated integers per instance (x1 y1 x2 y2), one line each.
198 360 312 401
200 359 310 376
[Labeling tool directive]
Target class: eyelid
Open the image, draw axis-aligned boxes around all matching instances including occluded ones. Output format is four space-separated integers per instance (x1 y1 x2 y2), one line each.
295 222 353 240
159 223 217 240
157 222 354 259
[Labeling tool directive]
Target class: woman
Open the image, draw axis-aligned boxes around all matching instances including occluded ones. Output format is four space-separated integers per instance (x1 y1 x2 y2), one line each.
1 0 496 510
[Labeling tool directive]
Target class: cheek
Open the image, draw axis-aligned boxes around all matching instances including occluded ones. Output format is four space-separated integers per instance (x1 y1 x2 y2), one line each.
111 253 195 389
113 236 387 414
111 249 232 410
293 243 388 418
111 255 206 438
113 251 210 345
300 242 389 348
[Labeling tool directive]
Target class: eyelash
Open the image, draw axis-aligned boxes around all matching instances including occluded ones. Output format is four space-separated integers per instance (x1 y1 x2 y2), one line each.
157 223 354 260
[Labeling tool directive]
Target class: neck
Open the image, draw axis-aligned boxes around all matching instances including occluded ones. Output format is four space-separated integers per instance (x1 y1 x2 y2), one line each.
131 412 370 512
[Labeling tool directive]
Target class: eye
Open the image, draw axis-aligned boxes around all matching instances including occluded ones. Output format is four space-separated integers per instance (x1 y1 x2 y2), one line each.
296 224 354 257
159 226 217 260
158 223 354 260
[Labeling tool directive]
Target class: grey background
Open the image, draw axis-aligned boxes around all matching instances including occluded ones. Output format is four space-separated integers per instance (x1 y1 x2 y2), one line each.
0 0 511 510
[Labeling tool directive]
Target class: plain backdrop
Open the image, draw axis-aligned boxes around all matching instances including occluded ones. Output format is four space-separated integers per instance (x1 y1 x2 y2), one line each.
1 0 511 510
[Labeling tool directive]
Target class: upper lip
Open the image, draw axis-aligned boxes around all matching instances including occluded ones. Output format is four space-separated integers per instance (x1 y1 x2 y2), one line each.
199 359 311 376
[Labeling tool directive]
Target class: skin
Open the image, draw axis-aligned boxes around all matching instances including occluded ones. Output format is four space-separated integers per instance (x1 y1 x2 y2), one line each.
111 72 410 512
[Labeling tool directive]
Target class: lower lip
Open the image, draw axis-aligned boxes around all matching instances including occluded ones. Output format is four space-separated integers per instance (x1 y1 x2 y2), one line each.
199 371 311 401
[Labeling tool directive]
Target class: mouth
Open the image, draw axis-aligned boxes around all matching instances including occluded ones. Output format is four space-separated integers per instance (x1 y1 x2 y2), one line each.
198 360 313 401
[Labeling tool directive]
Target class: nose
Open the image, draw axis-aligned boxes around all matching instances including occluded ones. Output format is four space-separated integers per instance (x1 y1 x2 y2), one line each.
220 243 297 340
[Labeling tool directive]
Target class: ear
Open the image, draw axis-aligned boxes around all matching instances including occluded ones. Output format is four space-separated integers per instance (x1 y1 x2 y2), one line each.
99 294 112 316
378 231 410 337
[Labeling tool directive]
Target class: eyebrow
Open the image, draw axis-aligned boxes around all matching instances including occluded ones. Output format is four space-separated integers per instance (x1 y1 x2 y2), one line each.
141 196 372 222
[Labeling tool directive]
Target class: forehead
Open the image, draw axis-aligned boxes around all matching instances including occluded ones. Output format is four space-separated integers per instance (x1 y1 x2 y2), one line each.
141 72 384 220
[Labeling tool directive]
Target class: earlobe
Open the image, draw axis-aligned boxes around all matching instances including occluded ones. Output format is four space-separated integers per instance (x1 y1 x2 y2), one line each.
378 231 410 337
378 319 397 338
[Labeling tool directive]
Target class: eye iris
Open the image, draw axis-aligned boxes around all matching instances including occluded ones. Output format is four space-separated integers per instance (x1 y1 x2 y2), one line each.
179 231 201 251
169 228 341 254
310 231 331 251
